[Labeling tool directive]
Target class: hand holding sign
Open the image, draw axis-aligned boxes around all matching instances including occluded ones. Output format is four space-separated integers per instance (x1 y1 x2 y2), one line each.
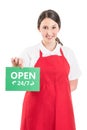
11 57 23 68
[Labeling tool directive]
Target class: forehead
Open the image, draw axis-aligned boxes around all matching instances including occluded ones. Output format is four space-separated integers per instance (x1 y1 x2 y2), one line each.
40 18 58 26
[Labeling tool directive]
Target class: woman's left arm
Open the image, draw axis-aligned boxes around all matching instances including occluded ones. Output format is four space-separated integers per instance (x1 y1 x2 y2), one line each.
69 79 78 92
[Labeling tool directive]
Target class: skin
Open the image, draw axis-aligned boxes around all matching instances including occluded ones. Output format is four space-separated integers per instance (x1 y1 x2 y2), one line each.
11 57 23 68
69 79 78 91
11 18 78 91
38 18 60 51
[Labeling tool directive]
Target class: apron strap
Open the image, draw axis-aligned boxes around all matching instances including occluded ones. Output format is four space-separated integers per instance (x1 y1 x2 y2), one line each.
60 48 64 56
40 50 43 57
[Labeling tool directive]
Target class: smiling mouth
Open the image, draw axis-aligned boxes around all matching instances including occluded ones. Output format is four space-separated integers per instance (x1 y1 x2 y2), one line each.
46 36 53 40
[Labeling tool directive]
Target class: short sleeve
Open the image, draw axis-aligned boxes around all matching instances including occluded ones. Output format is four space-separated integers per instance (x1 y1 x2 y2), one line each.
62 47 81 80
19 49 31 67
19 44 40 67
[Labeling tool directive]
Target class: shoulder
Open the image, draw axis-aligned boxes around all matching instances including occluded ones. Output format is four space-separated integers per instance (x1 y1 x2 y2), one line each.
60 45 78 67
21 43 40 57
19 43 40 67
23 43 40 53
20 43 41 60
61 45 74 55
61 45 81 80
60 45 75 60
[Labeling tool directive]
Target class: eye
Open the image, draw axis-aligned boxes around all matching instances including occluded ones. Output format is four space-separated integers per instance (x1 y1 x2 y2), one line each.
52 26 56 29
43 26 48 29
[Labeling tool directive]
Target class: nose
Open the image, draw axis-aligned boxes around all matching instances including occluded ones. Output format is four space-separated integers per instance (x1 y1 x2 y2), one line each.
47 29 52 35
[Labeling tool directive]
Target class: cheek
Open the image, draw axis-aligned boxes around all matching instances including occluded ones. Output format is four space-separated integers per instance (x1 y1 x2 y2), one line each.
40 31 47 37
54 29 59 35
53 30 58 36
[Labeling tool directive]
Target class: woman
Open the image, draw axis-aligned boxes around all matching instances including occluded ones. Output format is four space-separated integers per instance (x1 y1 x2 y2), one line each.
11 9 81 130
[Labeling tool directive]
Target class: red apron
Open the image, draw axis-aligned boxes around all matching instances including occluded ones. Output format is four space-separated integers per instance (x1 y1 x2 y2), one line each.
20 48 76 130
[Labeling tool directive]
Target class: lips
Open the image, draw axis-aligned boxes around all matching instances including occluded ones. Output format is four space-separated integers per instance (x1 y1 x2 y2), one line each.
46 36 53 40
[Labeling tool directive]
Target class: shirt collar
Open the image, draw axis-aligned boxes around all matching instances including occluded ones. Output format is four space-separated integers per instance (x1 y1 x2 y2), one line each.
40 42 62 56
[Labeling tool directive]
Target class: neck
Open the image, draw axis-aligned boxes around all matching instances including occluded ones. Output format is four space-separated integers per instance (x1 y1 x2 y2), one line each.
42 41 57 51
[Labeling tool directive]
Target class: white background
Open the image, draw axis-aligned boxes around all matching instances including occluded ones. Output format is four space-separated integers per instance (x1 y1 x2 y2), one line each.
0 0 87 130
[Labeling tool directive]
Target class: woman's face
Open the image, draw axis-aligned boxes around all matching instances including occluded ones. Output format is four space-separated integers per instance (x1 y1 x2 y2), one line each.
39 18 60 44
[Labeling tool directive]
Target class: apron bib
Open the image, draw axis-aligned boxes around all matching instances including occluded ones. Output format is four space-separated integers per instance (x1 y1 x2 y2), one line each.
20 48 76 130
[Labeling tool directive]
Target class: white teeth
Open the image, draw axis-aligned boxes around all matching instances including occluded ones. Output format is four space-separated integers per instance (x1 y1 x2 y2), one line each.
47 36 52 39
47 38 52 39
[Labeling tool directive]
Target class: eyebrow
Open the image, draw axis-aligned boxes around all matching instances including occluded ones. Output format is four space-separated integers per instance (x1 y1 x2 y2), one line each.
52 24 57 26
43 24 57 27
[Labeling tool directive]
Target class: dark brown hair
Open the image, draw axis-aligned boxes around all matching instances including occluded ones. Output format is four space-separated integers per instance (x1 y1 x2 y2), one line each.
37 9 63 45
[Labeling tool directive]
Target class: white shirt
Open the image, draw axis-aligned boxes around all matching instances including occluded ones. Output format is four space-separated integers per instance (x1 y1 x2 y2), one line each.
20 42 81 80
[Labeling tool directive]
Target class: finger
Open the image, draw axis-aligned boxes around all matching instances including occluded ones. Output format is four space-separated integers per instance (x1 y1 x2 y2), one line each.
15 57 19 65
11 57 18 66
18 58 23 68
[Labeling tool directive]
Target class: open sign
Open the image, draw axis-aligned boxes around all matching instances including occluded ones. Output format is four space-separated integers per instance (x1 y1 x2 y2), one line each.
11 71 36 80
5 67 40 91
